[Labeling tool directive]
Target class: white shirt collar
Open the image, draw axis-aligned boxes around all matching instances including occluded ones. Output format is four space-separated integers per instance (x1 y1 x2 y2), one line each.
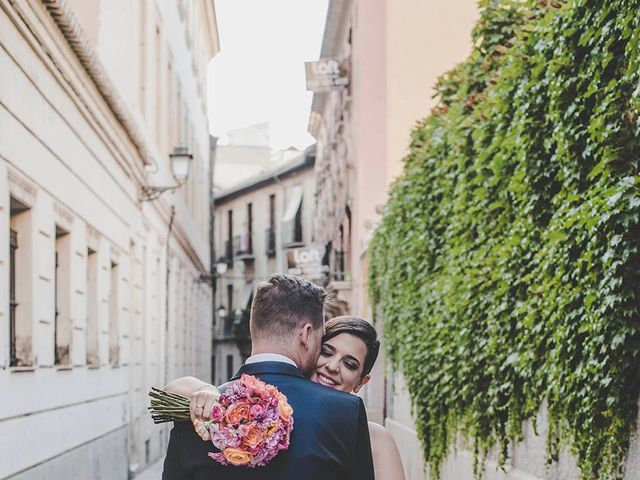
245 353 298 368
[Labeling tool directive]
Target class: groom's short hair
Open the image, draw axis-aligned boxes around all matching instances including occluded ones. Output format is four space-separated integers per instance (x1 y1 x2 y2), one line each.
251 274 327 340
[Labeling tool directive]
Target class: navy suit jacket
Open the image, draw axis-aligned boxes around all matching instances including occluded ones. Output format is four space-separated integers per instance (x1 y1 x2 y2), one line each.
162 361 375 480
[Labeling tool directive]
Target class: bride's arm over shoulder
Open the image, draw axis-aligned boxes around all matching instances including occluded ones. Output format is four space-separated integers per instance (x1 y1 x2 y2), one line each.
164 377 209 397
164 376 212 397
164 376 220 441
368 421 406 480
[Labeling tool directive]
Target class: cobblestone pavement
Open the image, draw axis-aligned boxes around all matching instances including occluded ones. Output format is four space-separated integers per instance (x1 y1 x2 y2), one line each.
133 458 164 480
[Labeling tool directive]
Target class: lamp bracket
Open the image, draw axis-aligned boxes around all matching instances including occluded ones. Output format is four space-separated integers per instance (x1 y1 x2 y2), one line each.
139 183 180 202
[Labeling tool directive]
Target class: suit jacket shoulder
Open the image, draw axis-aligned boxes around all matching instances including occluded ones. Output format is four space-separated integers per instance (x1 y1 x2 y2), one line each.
162 362 374 480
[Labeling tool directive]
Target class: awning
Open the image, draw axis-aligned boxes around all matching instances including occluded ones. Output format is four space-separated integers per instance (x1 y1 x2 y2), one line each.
282 185 303 223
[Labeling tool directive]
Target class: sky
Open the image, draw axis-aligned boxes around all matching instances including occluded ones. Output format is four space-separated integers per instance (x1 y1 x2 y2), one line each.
207 0 329 150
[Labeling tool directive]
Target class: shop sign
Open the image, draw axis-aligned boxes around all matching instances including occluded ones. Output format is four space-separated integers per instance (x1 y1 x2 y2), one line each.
286 245 330 283
305 58 349 93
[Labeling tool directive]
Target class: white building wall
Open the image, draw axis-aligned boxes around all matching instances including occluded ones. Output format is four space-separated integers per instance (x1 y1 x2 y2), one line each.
0 0 217 478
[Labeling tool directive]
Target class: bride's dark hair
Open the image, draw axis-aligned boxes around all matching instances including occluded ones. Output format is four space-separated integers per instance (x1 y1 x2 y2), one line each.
323 316 380 377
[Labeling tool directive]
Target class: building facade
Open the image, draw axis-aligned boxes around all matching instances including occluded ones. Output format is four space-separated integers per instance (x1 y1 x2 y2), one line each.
308 0 479 478
0 1 218 478
211 148 316 385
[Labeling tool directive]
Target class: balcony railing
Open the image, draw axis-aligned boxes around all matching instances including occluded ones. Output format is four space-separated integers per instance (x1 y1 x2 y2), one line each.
266 227 276 257
214 309 252 356
235 233 254 261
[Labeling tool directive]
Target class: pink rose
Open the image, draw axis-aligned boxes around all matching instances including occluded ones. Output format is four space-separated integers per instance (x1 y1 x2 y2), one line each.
237 424 249 437
250 404 264 418
211 404 224 422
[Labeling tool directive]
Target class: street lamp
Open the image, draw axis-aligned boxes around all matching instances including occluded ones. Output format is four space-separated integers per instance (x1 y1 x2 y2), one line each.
214 258 229 320
140 146 193 202
199 258 228 284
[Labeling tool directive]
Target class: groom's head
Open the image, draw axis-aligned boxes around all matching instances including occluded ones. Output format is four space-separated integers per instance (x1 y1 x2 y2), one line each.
250 274 326 377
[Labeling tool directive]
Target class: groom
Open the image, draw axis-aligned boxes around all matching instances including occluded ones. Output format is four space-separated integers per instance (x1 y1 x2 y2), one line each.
162 274 375 480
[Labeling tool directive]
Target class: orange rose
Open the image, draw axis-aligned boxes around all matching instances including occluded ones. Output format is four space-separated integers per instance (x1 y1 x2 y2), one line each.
223 448 253 466
277 393 293 422
265 385 278 397
279 403 293 422
243 426 263 449
242 374 266 392
225 402 251 426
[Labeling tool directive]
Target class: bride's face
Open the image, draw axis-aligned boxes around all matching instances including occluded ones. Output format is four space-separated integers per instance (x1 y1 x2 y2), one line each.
310 333 371 393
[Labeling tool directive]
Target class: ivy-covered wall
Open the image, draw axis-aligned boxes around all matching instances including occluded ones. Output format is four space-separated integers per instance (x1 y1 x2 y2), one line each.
368 1 640 479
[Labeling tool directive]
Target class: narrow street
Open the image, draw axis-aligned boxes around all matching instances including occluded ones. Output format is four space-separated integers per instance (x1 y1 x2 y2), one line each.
2 0 639 479
134 459 164 480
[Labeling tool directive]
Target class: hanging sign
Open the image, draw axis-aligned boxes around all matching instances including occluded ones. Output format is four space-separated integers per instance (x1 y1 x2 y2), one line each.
305 58 349 93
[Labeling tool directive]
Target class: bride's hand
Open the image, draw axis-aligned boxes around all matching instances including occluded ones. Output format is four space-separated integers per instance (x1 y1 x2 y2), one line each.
190 384 221 441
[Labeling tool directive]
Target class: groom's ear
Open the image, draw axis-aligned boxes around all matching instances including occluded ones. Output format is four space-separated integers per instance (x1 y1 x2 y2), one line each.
353 374 371 394
299 322 314 349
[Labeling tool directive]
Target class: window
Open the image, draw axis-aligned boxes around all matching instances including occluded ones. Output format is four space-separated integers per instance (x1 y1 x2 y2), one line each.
86 248 99 367
226 209 233 262
9 229 17 366
225 284 233 336
237 203 253 256
109 261 120 367
281 186 303 246
269 194 276 230
55 226 71 366
294 197 303 243
9 197 32 367
226 285 233 316
226 354 234 381
54 250 58 360
266 194 276 256
246 203 253 254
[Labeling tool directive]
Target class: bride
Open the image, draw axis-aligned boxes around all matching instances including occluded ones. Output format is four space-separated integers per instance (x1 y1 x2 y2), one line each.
165 316 406 480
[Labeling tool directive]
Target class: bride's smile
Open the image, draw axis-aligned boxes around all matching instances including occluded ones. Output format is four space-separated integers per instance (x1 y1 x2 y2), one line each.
311 332 370 394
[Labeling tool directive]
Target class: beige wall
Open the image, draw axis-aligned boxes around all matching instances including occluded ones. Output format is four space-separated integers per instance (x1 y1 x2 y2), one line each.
384 0 479 183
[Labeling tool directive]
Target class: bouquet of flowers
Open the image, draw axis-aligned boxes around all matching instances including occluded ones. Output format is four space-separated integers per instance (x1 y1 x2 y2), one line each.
149 374 294 467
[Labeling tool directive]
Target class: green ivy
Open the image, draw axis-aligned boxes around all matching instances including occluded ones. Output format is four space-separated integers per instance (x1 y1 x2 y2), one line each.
368 1 640 478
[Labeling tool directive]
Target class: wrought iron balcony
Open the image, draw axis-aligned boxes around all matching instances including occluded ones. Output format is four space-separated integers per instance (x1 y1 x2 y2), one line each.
235 233 254 262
